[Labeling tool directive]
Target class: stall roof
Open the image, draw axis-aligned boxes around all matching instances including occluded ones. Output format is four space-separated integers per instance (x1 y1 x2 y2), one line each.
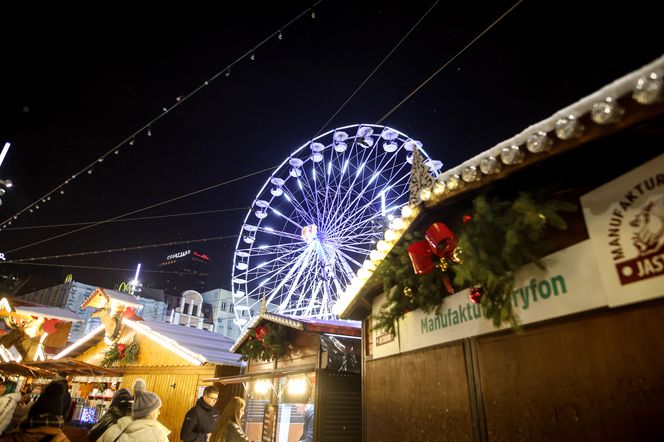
128 320 242 366
230 311 361 353
0 358 119 378
2 298 81 322
335 54 664 319
81 287 143 309
203 365 317 384
0 361 56 378
29 358 121 376
54 320 243 367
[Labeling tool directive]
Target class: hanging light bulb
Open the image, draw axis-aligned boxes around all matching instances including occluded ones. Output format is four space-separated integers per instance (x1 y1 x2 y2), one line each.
129 137 135 146
147 127 152 137
250 51 255 61
225 68 230 77
278 30 283 40
311 10 316 19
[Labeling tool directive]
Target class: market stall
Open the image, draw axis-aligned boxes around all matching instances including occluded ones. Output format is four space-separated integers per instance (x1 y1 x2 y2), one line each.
335 55 664 441
53 287 242 440
211 306 361 442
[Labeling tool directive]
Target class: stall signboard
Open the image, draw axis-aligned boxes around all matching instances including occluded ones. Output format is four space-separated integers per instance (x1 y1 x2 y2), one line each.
581 153 664 307
371 240 607 359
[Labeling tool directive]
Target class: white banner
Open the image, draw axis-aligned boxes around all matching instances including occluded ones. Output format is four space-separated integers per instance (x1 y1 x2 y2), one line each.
581 153 664 307
371 240 607 359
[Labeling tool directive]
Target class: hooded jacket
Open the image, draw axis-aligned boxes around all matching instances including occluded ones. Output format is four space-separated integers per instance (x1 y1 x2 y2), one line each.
98 416 170 442
0 392 22 434
180 398 219 442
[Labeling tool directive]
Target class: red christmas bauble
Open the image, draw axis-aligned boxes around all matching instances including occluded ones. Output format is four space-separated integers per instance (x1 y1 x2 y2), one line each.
256 325 269 341
469 287 482 304
117 343 126 352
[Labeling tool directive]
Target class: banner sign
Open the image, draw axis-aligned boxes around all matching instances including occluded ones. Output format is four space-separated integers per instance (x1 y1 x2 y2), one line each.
581 153 664 307
371 240 607 359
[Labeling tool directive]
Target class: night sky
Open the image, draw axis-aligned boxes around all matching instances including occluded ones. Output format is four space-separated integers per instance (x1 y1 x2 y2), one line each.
1 1 661 294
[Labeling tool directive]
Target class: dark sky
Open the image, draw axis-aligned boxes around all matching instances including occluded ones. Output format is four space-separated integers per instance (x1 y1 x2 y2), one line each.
0 1 661 293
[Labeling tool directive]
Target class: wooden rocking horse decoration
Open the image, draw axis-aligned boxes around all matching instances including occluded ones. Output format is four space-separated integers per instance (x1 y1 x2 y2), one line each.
82 288 143 344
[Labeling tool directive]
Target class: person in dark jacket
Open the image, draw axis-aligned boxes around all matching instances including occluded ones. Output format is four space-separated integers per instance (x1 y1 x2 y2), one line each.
53 373 71 421
87 388 132 441
180 387 219 442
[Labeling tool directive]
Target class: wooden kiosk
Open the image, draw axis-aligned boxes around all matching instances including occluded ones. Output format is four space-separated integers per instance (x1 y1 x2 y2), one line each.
212 309 361 442
54 288 242 440
335 56 664 441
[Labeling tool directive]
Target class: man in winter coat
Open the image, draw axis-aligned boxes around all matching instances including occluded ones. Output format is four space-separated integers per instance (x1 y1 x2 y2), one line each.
180 387 219 442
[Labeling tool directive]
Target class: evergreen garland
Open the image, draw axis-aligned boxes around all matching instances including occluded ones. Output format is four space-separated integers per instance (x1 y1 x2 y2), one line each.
101 339 140 367
372 231 453 336
373 192 576 335
239 324 293 361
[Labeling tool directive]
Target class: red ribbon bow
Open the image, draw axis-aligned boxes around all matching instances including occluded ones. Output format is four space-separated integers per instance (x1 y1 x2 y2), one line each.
407 222 457 275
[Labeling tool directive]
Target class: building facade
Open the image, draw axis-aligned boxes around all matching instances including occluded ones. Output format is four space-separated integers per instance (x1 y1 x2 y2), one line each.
201 288 277 340
157 249 211 296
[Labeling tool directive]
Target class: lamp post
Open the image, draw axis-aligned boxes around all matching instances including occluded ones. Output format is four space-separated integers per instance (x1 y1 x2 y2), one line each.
0 142 13 208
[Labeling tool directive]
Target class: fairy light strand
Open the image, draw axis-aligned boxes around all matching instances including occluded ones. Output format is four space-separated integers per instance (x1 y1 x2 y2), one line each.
2 234 238 264
2 207 249 231
0 1 323 229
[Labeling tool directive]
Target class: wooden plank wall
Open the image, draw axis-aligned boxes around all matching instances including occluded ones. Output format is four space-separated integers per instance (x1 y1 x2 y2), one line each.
121 366 216 442
476 301 664 441
365 343 474 441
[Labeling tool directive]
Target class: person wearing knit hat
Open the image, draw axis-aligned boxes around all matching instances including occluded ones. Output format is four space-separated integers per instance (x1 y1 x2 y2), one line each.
87 388 133 441
1 381 69 442
98 380 169 442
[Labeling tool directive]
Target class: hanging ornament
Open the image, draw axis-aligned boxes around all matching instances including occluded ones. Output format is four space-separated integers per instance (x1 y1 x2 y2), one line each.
436 257 448 272
403 287 413 298
256 325 269 341
451 247 463 264
117 343 126 353
462 214 472 223
469 287 482 304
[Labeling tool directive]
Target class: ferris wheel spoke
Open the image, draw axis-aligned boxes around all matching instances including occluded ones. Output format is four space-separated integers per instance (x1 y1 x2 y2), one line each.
282 182 316 226
256 227 302 241
261 245 315 306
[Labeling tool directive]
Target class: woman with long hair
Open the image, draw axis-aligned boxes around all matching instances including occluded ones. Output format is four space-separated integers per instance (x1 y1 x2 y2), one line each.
209 397 248 442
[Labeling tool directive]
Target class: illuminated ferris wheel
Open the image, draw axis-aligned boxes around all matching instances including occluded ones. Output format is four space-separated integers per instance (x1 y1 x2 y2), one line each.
231 124 440 324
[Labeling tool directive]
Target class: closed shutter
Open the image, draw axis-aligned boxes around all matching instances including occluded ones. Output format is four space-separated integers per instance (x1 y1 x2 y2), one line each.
315 370 361 441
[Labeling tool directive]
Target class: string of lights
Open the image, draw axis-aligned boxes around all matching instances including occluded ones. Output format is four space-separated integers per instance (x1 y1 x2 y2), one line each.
313 0 440 138
2 234 238 264
0 1 323 230
10 261 220 276
5 165 275 255
3 0 514 263
1 207 249 231
376 0 523 124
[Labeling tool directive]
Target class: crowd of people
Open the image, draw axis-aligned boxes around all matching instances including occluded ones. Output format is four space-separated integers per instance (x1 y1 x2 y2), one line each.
0 377 252 442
